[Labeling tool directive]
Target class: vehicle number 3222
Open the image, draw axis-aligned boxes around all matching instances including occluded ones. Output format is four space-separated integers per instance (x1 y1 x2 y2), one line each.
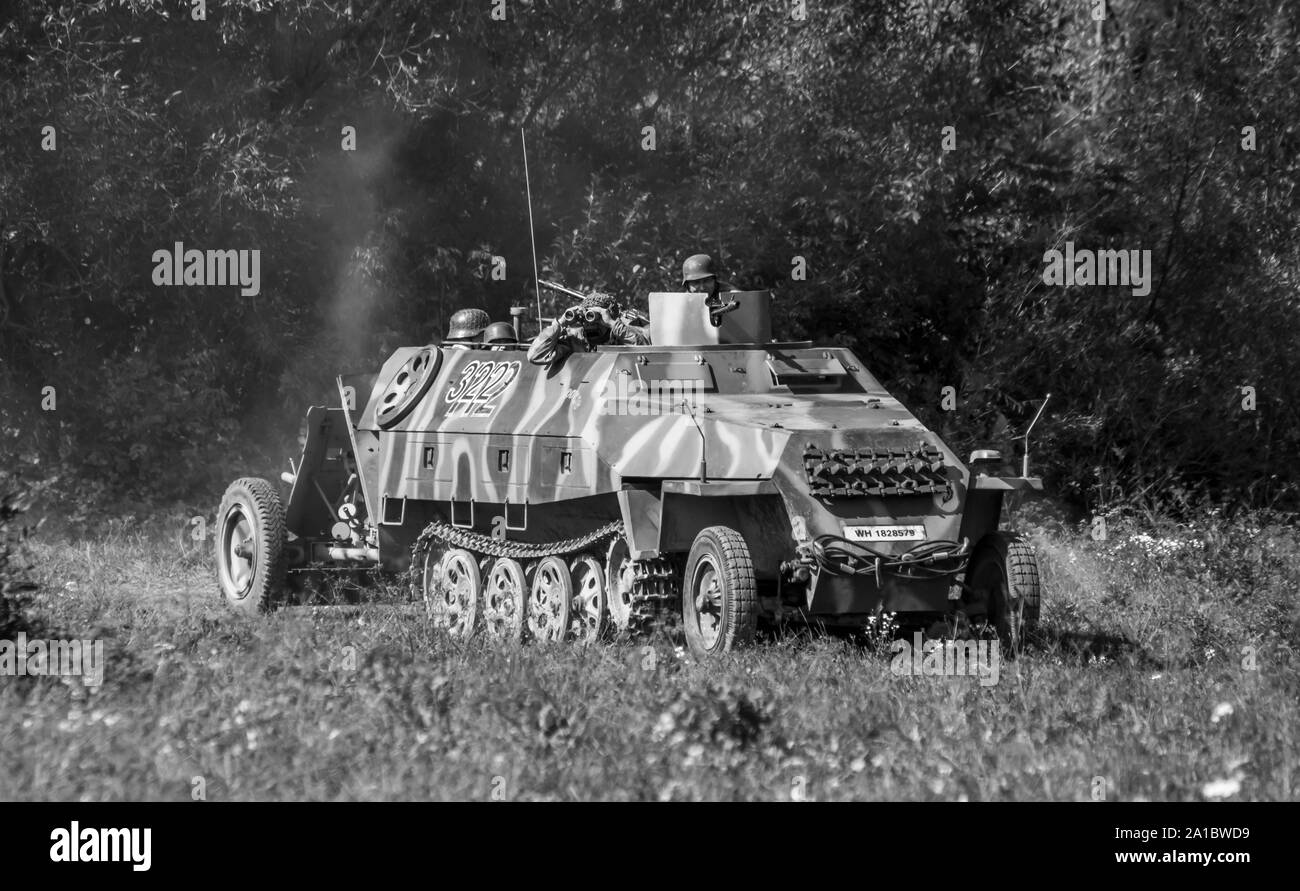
444 361 521 417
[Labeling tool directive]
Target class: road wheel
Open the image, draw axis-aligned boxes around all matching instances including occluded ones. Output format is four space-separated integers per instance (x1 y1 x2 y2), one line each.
215 477 287 614
605 537 636 633
682 526 757 657
527 556 572 642
429 548 480 638
376 347 441 429
569 556 607 643
963 533 1041 656
484 558 527 642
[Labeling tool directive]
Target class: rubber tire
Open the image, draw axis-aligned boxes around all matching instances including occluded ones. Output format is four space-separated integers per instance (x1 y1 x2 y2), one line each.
682 526 757 657
966 533 1041 655
215 477 287 615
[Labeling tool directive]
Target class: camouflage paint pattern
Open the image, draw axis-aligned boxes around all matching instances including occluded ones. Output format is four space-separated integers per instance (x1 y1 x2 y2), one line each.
300 291 1035 617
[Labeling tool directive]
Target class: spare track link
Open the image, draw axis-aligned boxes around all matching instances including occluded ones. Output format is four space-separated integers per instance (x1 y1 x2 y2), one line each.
410 520 681 636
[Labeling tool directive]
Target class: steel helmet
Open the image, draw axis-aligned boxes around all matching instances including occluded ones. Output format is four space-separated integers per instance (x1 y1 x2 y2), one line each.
681 253 717 286
446 308 490 341
580 291 619 313
483 321 518 344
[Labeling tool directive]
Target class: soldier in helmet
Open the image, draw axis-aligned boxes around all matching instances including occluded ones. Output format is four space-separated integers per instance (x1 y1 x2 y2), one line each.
681 254 740 325
483 321 518 350
443 308 490 347
681 253 736 297
527 291 649 368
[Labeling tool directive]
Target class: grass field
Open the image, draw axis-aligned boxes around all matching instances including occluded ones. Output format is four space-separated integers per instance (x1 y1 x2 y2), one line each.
2 508 1297 801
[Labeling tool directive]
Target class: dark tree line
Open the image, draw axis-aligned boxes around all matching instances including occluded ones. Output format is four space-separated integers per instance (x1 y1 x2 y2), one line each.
2 0 1298 517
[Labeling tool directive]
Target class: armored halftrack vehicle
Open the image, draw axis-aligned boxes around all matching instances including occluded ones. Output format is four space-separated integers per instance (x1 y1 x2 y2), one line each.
216 290 1045 657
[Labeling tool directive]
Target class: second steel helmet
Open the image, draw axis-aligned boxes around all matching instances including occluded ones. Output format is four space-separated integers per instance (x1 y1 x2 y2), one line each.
483 321 518 344
681 253 717 286
446 308 490 341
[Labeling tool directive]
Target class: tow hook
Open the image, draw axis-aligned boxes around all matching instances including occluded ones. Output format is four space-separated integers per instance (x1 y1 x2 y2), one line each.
779 559 813 584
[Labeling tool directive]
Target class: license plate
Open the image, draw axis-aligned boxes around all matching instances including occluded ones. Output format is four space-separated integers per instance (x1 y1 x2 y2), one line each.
843 524 925 542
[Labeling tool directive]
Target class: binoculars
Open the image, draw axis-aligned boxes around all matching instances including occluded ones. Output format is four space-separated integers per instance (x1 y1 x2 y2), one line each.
561 305 617 325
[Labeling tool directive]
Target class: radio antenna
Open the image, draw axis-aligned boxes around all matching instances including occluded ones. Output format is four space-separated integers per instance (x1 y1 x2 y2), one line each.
521 128 542 336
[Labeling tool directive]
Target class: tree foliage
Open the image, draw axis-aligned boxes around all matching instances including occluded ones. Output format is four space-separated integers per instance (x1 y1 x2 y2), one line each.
2 0 1298 514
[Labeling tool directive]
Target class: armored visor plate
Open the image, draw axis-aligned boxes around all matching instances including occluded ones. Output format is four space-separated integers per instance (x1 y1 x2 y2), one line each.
648 291 773 345
843 524 926 542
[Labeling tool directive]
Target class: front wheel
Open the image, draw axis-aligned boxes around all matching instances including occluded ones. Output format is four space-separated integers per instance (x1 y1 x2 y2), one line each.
963 532 1042 656
682 526 757 658
215 477 287 614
